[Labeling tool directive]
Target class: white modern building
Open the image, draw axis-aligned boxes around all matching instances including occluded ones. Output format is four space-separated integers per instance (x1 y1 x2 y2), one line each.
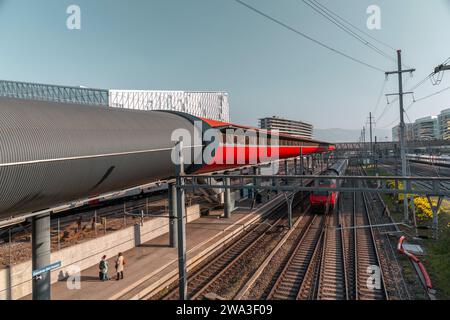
109 90 230 122
438 108 450 140
0 80 230 122
259 116 313 139
413 116 439 141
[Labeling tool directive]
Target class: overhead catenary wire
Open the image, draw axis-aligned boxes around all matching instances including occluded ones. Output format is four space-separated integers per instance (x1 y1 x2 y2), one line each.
304 0 415 70
233 0 385 73
377 72 434 123
306 0 396 51
380 86 450 128
379 56 450 126
299 0 397 64
373 78 388 117
407 85 450 108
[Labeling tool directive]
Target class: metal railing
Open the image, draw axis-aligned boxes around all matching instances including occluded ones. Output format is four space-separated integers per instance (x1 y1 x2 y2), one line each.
0 80 109 106
179 174 450 197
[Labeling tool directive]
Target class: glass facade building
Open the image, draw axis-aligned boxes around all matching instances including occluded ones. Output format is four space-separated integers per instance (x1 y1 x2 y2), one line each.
0 80 230 122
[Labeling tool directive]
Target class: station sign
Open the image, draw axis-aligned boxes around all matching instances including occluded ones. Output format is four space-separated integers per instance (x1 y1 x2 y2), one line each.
32 261 62 277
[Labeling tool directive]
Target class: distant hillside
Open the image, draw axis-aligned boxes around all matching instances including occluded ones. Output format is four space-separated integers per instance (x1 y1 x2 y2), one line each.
314 128 392 143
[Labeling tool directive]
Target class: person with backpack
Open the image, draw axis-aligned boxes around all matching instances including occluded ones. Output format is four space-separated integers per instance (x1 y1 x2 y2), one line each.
99 255 109 281
115 252 126 280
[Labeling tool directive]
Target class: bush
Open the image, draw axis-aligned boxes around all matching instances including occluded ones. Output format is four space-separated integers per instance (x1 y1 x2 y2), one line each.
412 196 443 221
385 180 443 220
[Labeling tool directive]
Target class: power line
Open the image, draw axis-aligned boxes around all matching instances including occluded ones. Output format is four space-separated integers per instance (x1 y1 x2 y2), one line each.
409 85 450 106
377 56 450 128
376 99 394 122
381 85 450 128
233 0 385 73
377 72 432 122
299 0 397 64
307 0 396 51
373 78 387 117
409 72 433 91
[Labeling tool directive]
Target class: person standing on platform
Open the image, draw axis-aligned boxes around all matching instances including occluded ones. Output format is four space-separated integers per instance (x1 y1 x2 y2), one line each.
115 252 125 280
99 255 109 281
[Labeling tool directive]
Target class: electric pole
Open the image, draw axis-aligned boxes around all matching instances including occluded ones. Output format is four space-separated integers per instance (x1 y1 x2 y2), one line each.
369 113 373 156
385 50 415 222
367 112 375 163
362 126 366 160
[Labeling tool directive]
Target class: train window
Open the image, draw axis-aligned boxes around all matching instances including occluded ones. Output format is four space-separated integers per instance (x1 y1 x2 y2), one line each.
226 133 234 144
236 135 246 146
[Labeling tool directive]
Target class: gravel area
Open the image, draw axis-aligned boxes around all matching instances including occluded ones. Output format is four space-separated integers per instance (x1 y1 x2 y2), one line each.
0 215 156 267
242 213 313 300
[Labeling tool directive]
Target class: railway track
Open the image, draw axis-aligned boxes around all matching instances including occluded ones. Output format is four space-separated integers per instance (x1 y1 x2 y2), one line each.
340 190 357 300
360 167 411 300
378 162 450 193
343 167 387 300
266 214 325 300
254 166 390 300
315 210 348 300
354 191 387 300
149 163 411 301
159 194 308 300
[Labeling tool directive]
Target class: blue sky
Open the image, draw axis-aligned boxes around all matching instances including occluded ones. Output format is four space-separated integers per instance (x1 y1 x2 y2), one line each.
0 0 449 130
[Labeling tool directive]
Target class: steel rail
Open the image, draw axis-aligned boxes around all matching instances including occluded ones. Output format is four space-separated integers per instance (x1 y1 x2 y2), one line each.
162 192 308 300
266 214 325 299
339 197 350 300
316 208 348 300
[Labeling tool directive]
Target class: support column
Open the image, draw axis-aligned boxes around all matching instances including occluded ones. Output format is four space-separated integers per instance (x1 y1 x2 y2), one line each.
168 182 178 248
32 213 51 300
300 148 304 175
288 200 292 229
427 196 443 240
224 177 232 219
271 162 278 195
252 166 258 199
175 141 187 300
320 153 324 171
284 159 288 175
294 157 298 175
284 193 295 229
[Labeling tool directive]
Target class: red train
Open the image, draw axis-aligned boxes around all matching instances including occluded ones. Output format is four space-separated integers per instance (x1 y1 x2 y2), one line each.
309 159 348 212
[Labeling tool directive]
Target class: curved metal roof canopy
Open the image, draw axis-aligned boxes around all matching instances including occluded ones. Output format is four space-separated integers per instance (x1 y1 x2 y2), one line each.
0 98 199 219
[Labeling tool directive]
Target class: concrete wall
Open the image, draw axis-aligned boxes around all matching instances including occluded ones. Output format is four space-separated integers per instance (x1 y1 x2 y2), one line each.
0 205 200 300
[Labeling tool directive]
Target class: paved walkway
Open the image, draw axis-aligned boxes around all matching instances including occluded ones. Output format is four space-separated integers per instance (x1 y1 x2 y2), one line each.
24 197 282 300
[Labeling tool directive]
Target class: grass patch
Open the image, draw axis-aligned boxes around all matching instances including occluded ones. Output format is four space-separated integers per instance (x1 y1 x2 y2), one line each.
364 165 450 299
422 212 450 299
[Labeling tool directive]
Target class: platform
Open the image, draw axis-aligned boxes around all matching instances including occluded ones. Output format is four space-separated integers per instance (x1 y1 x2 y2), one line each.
22 196 285 300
